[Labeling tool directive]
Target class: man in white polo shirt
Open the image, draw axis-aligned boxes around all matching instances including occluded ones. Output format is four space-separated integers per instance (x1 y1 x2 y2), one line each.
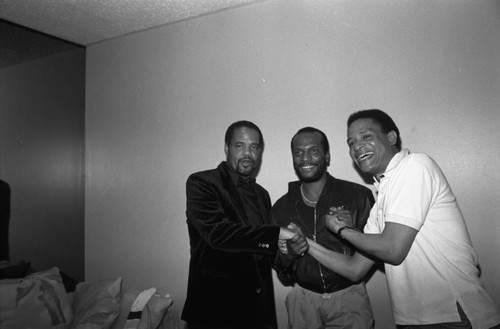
306 109 500 328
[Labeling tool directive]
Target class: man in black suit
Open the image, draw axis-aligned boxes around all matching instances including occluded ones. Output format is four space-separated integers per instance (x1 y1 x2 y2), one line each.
182 120 307 329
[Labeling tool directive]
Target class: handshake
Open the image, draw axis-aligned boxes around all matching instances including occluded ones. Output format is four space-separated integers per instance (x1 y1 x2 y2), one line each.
277 206 352 258
278 223 309 258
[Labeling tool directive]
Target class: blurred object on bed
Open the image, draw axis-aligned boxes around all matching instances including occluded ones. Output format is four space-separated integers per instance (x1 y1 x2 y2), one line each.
0 266 180 329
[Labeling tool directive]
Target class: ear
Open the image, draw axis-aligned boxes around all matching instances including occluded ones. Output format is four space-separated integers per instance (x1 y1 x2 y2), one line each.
326 152 331 166
224 143 228 156
387 131 398 146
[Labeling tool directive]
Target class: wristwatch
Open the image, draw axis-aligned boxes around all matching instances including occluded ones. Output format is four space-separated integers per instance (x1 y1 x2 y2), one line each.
337 226 353 239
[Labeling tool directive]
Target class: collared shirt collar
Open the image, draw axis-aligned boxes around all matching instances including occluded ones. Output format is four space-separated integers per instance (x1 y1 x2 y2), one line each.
373 149 410 190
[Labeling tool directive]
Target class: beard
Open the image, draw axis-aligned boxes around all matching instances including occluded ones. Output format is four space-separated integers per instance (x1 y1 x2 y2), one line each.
294 160 327 183
235 157 257 176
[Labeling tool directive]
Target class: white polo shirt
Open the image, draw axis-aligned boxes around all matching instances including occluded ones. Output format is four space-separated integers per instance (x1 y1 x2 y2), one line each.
364 149 500 327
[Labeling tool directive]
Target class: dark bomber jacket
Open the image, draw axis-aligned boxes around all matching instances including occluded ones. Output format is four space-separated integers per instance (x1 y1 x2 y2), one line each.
270 173 375 294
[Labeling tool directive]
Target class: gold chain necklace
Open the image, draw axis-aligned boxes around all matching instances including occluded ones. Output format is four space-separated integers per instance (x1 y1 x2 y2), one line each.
300 184 317 205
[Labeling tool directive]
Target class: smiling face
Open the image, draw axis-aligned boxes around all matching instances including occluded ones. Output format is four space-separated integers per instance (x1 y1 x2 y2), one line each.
347 118 398 179
292 131 330 183
225 126 263 177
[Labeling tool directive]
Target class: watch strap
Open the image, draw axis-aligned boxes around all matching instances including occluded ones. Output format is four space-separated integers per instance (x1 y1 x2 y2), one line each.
337 226 353 239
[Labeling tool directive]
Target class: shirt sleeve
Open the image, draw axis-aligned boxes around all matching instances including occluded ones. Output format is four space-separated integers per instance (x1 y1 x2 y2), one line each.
363 204 381 234
383 155 436 231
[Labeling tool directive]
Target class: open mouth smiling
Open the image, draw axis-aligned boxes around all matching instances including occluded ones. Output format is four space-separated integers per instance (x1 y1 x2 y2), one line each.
357 152 374 161
300 164 317 170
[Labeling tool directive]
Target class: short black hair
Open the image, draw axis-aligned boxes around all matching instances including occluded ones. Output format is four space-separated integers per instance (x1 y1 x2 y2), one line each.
347 109 402 151
291 127 330 154
224 120 264 148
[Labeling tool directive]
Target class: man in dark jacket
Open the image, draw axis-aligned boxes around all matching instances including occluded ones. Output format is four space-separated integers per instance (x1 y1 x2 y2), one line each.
182 120 307 329
271 127 375 328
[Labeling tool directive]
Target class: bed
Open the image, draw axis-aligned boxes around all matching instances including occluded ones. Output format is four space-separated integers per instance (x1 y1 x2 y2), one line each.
0 263 180 329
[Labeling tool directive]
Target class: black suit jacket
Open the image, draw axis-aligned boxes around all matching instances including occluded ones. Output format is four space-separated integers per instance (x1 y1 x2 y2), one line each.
182 162 279 328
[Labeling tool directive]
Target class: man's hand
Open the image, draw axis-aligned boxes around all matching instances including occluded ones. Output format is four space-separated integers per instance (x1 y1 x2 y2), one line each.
285 223 309 257
278 227 297 255
279 227 297 240
324 206 353 234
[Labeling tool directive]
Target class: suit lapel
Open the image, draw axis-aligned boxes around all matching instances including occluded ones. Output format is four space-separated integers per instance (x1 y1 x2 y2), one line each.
254 189 269 223
218 163 264 288
218 163 251 224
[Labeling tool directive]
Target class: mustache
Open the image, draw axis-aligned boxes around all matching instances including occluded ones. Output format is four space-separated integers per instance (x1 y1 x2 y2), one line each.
239 157 255 163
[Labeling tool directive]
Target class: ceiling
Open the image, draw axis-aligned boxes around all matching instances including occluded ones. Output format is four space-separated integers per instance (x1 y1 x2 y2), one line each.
0 0 263 46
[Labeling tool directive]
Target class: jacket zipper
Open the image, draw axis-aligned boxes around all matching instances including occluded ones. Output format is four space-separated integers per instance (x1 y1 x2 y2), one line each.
314 208 329 297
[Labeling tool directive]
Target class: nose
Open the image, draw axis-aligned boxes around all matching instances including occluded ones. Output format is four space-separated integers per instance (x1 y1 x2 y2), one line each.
243 145 252 156
302 150 312 161
352 140 364 151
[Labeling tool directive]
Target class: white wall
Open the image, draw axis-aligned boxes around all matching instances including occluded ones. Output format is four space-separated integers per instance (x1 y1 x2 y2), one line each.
85 1 500 327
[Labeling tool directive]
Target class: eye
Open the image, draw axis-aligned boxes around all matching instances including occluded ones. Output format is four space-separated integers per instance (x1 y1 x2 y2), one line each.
233 143 244 149
251 144 261 151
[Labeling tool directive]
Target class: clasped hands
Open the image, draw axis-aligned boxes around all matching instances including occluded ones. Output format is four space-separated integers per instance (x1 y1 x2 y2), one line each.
324 206 353 234
278 223 309 258
278 207 353 257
